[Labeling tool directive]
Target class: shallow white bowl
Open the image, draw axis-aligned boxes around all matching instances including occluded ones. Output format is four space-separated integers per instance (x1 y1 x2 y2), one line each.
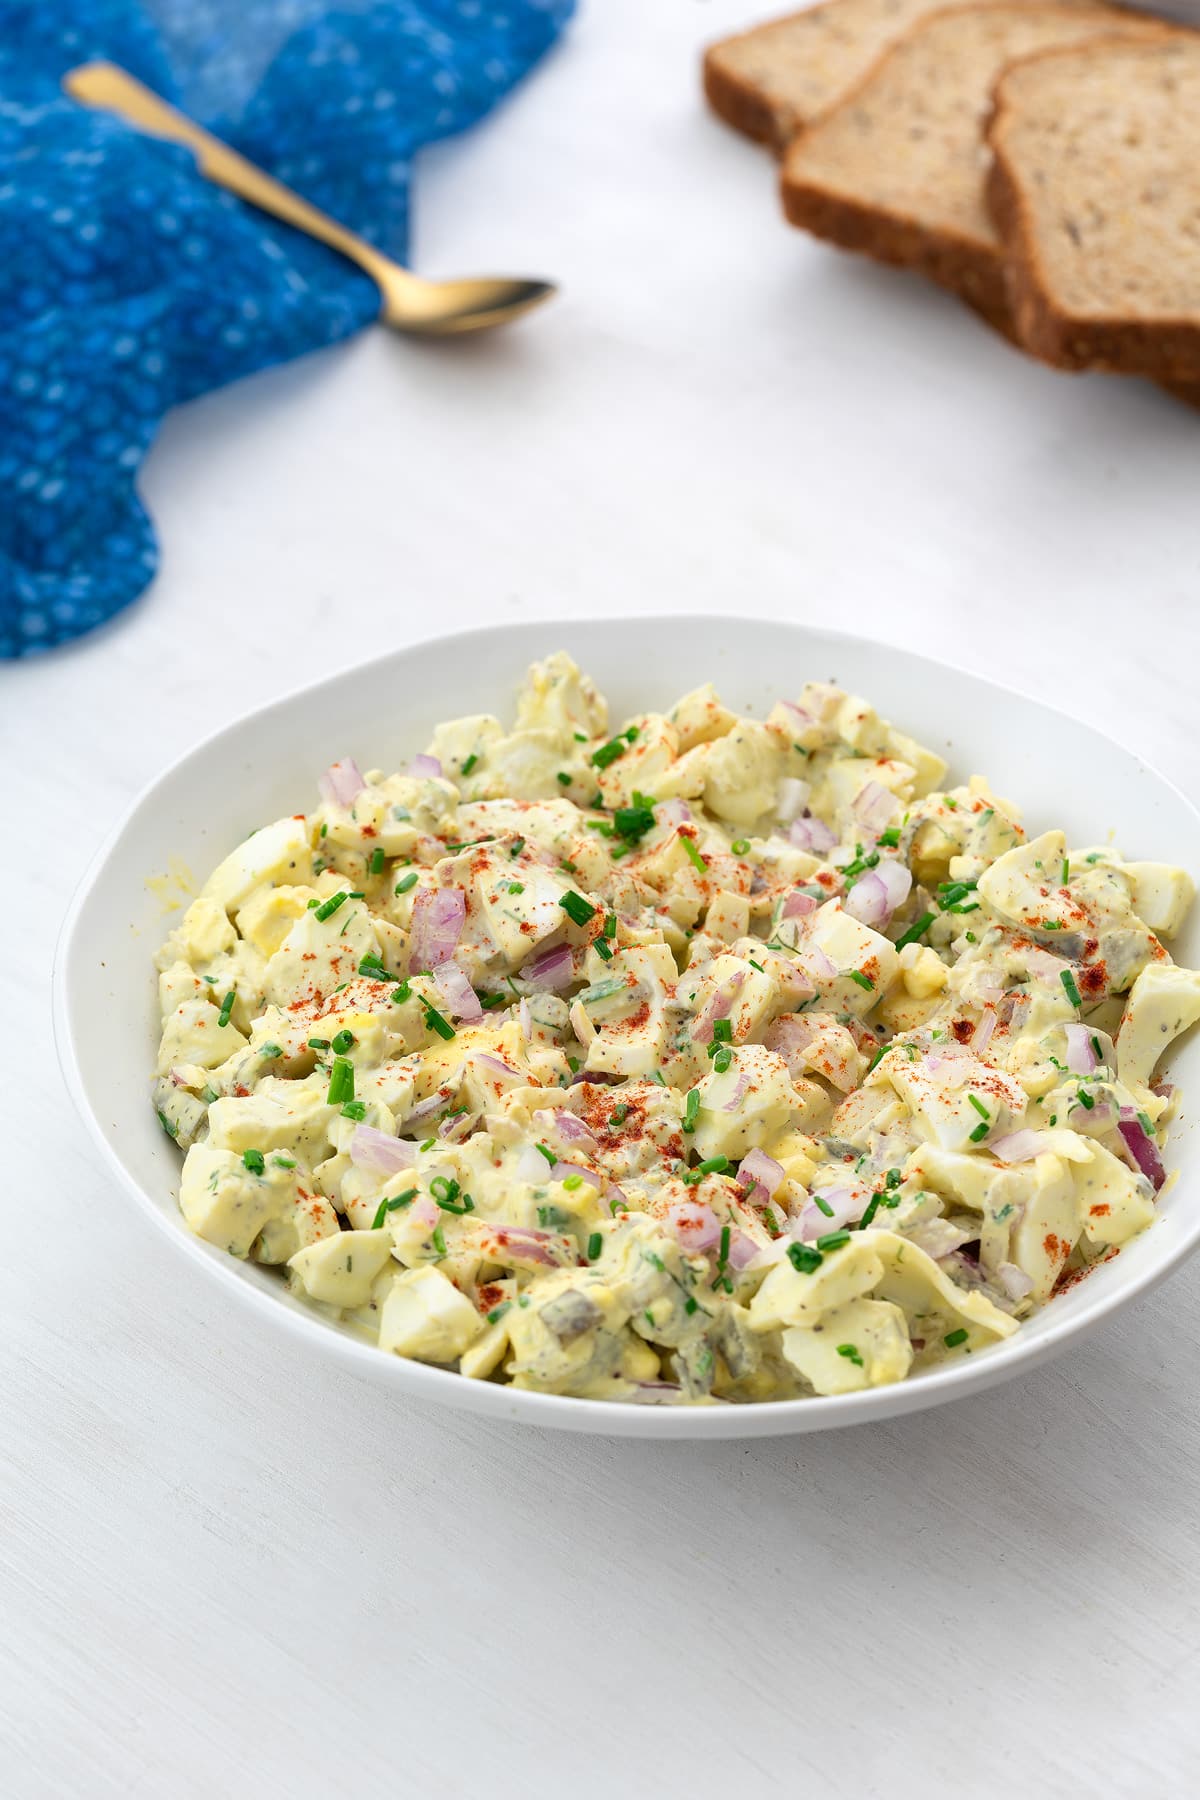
55 617 1200 1437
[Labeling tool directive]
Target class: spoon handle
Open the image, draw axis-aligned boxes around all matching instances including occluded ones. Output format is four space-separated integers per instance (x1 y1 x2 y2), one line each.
64 62 404 301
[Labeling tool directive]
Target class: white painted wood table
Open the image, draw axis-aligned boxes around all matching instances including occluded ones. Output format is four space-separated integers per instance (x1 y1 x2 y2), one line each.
5 3 1200 1793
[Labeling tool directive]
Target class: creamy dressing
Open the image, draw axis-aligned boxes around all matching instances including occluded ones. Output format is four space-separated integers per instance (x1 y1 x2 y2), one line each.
151 654 1200 1404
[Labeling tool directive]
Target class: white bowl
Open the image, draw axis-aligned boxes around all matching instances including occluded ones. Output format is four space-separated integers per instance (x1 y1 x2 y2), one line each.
54 617 1200 1437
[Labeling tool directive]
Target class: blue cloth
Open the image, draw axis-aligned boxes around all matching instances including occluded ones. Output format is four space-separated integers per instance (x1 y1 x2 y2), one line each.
0 0 572 659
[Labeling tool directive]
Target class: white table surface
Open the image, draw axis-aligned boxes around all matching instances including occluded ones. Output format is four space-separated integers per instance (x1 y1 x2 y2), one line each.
6 3 1200 1793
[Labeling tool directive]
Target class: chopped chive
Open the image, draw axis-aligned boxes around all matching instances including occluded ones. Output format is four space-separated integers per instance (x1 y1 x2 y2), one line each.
395 872 418 895
969 1121 990 1143
711 1019 733 1044
848 970 874 992
1060 969 1082 1009
307 1037 331 1051
944 1328 969 1349
421 1138 436 1152
813 1195 835 1218
509 837 525 858
341 1100 367 1120
867 1043 892 1074
260 1042 283 1060
431 1224 447 1258
562 1174 583 1191
894 912 935 951
591 736 629 770
587 1231 602 1261
487 1300 512 1324
534 1142 557 1167
603 912 617 940
390 981 412 1007
788 1243 823 1274
1138 1110 1156 1137
815 1230 851 1251
680 835 707 873
556 771 572 787
217 989 236 1028
837 1344 864 1367
331 1029 355 1055
461 753 478 776
595 938 613 962
313 891 349 922
242 1148 265 1175
560 891 597 927
876 828 901 849
156 1109 178 1140
730 838 750 855
609 1105 629 1127
507 881 525 895
371 1199 389 1229
1076 1088 1095 1111
1061 858 1070 886
858 1193 881 1229
478 991 507 1010
420 1000 456 1041
682 1089 700 1133
712 1046 733 1074
359 954 389 979
368 847 385 876
968 1093 989 1120
698 1156 730 1175
327 1057 354 1106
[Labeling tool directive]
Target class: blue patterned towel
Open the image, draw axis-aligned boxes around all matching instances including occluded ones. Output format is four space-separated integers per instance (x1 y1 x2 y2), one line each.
0 0 572 659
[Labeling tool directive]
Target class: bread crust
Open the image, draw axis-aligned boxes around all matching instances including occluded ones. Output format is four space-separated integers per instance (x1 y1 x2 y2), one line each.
702 26 806 153
985 36 1200 380
781 164 1013 333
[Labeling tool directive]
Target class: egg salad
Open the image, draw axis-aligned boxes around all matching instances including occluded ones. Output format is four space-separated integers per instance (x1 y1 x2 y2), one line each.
151 654 1200 1406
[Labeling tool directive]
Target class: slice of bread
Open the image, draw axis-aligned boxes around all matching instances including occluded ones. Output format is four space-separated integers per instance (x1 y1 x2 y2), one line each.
986 36 1200 379
779 2 1162 332
703 0 973 151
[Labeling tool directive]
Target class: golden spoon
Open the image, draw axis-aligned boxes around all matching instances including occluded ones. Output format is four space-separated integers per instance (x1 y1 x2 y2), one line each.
64 62 556 336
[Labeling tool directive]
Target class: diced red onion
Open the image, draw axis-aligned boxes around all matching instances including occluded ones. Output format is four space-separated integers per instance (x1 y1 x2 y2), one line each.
738 1148 784 1197
852 780 896 835
349 1125 417 1176
776 777 811 825
721 1067 750 1111
763 1014 816 1078
438 1110 477 1143
1063 1022 1099 1075
409 1195 440 1234
629 1382 687 1405
656 799 692 828
475 1053 522 1084
797 1186 864 1238
797 942 838 986
726 1229 762 1270
971 1010 997 1053
990 1129 1044 1164
481 1225 563 1268
1152 1081 1175 1100
408 753 442 779
783 890 818 919
410 887 465 968
666 1202 722 1252
433 959 483 1023
876 860 912 912
1118 1109 1166 1190
533 1109 598 1151
318 757 365 808
691 972 745 1041
551 1161 603 1190
519 998 532 1040
844 870 890 928
607 1182 630 1210
789 815 837 855
997 1261 1034 1302
777 699 815 732
404 1081 461 1128
569 1069 621 1087
522 942 573 991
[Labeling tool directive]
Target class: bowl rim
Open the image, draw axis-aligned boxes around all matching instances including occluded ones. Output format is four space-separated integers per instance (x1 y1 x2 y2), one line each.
53 614 1200 1438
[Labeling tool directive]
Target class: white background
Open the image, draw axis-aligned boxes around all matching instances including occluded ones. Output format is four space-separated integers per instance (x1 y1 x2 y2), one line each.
6 2 1200 1794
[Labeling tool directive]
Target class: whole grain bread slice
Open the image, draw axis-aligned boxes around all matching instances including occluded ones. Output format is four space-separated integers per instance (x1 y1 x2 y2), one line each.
986 36 1200 379
703 0 975 151
779 1 1163 332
